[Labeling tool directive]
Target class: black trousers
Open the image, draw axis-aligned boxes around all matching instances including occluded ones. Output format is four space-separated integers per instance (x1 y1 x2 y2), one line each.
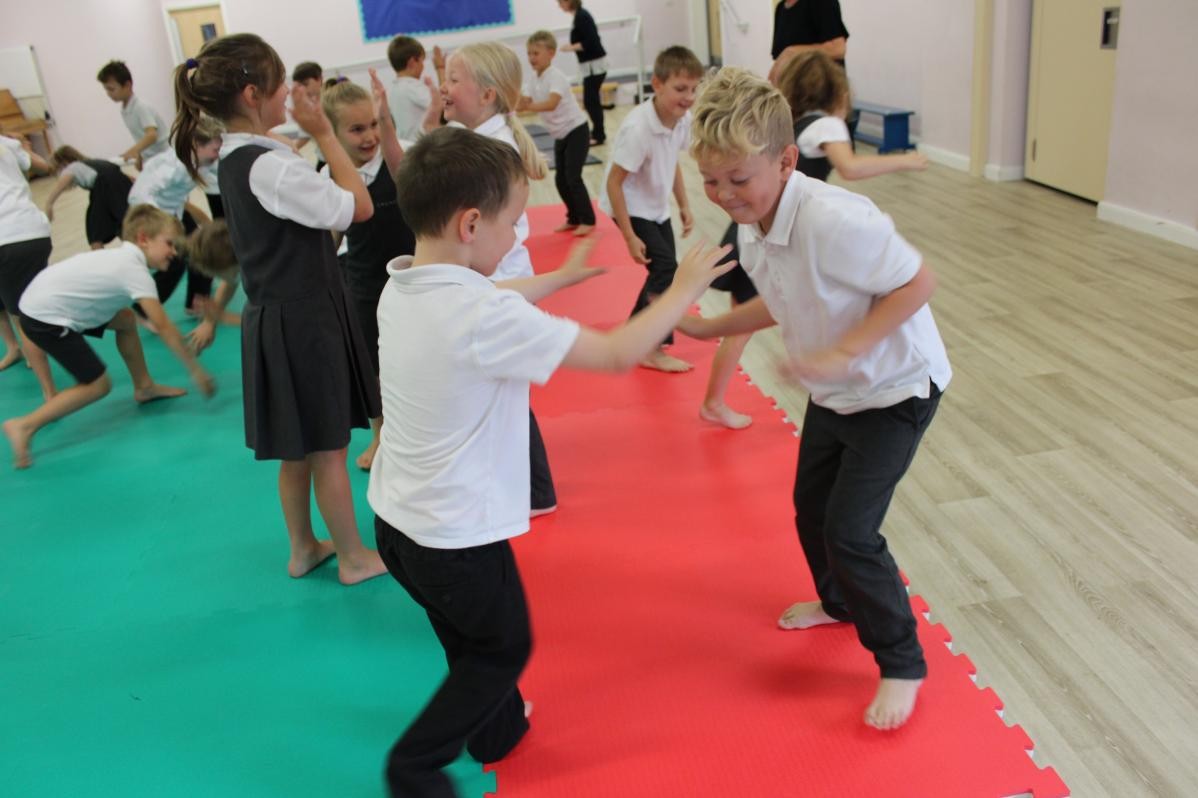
793 382 942 679
529 409 556 510
628 216 677 346
581 72 606 143
553 123 594 225
376 517 532 798
150 210 212 310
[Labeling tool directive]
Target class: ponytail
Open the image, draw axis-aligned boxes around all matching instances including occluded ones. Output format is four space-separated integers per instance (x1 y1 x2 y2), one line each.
456 42 547 181
174 59 205 182
507 114 548 181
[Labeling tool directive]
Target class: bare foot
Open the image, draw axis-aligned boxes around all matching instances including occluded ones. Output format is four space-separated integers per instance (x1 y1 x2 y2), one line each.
288 538 337 578
524 700 534 718
3 418 33 469
0 348 22 371
134 383 187 403
355 438 380 471
864 677 923 730
700 401 752 430
572 224 595 237
530 504 557 519
640 349 692 373
778 601 843 630
553 222 578 233
338 549 388 586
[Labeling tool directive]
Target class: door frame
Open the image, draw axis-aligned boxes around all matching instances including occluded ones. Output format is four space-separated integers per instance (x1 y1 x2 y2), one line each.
162 1 228 65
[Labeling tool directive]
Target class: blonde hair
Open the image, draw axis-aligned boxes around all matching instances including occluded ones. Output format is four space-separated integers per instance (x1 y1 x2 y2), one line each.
321 79 372 129
452 42 547 181
690 67 793 163
527 30 558 52
121 204 183 243
187 220 238 279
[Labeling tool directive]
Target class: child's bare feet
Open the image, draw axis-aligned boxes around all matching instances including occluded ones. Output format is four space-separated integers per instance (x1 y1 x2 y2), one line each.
355 438 380 471
553 222 578 233
0 348 22 370
864 677 923 730
338 548 388 586
640 349 692 373
288 538 337 578
700 401 752 430
3 418 33 469
778 601 843 630
572 224 595 237
134 383 187 403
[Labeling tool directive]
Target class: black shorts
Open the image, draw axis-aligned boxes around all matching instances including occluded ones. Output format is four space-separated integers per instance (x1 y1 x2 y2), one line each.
0 237 53 314
20 315 108 384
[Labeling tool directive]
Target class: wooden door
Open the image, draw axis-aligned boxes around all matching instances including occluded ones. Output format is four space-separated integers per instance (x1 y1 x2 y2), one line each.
169 5 225 61
1025 0 1120 201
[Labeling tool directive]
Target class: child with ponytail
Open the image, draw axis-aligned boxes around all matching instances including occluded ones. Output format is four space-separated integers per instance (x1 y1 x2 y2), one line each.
173 33 386 585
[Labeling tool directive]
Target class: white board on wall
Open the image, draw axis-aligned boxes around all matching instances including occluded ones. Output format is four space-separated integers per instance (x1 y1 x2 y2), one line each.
0 45 46 98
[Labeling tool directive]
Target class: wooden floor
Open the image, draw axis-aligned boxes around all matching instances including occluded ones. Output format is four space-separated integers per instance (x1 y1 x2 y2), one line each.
25 108 1198 796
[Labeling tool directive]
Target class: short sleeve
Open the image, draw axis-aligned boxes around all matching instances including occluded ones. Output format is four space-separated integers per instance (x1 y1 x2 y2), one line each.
549 70 572 100
825 207 921 296
249 150 355 232
611 117 649 173
470 290 581 384
816 0 850 41
797 115 850 158
123 264 159 302
136 103 161 130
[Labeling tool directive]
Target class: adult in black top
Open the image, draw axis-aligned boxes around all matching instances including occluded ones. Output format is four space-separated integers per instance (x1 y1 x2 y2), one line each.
769 0 849 82
558 0 608 144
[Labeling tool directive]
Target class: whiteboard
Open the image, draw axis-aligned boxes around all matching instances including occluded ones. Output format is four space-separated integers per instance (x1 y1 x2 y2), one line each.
0 45 46 98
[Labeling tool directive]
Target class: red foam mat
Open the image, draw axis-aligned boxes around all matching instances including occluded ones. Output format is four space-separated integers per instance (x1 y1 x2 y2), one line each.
489 206 1068 798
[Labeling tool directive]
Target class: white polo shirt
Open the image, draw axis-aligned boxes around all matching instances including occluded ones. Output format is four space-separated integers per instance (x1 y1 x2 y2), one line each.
20 242 157 331
0 135 51 246
796 114 851 158
128 149 196 218
121 95 170 160
473 114 533 281
523 66 587 140
220 133 354 232
599 99 690 224
387 75 432 142
368 257 580 549
738 172 951 413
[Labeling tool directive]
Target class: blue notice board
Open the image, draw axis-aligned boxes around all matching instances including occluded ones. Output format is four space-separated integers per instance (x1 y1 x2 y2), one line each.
358 0 514 40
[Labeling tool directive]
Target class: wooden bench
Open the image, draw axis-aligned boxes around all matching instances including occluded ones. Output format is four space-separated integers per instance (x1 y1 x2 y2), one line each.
571 81 619 108
852 100 914 153
0 88 50 154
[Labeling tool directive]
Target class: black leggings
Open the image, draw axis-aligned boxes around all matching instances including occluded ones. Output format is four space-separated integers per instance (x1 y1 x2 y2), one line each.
581 72 607 143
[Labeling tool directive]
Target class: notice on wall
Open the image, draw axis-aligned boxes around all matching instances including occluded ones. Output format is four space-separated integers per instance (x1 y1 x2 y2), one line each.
358 0 514 41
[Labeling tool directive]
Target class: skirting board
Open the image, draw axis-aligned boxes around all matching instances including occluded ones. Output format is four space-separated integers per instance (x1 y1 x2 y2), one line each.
1097 202 1198 251
984 163 1024 181
919 144 971 172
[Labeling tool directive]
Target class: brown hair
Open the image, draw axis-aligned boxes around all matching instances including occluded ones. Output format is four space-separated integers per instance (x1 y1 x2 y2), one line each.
121 204 182 243
96 60 131 86
560 0 581 11
653 46 704 82
527 30 558 52
187 220 238 279
396 126 526 237
51 145 88 170
776 51 849 120
291 61 322 83
321 80 372 129
173 33 286 182
387 36 425 72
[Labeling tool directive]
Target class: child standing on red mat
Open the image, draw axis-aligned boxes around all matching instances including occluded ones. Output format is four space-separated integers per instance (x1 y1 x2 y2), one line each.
368 126 733 797
680 67 950 731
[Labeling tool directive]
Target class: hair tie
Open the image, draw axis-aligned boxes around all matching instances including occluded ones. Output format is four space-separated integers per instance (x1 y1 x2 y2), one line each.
185 58 198 71
336 76 348 84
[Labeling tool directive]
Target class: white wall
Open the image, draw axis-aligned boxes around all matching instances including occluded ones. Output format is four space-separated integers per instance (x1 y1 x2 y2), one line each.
1 0 178 159
986 0 1031 180
1101 0 1198 241
718 0 773 77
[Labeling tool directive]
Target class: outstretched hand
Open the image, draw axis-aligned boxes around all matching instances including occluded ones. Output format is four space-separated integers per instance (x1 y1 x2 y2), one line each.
558 237 605 286
290 83 331 138
672 239 736 299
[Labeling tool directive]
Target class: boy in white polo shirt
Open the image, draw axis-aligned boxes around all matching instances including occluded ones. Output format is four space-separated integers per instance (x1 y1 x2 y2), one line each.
96 60 170 167
600 46 704 372
520 30 594 236
368 126 732 798
680 68 951 732
385 35 443 142
3 205 216 468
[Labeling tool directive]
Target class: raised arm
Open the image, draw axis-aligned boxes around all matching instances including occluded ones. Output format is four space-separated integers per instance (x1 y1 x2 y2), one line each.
290 83 373 223
369 67 406 182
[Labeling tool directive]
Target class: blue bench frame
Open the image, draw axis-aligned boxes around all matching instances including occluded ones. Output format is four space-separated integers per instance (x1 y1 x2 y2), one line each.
852 101 915 153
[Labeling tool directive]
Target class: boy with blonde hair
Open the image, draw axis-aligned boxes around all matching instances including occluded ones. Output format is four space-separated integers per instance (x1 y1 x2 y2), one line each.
599 46 704 372
3 205 217 468
680 67 951 731
369 126 732 796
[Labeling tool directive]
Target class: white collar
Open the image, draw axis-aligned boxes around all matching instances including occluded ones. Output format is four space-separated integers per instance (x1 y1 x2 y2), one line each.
744 171 806 247
219 132 295 159
386 256 495 288
474 114 509 138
